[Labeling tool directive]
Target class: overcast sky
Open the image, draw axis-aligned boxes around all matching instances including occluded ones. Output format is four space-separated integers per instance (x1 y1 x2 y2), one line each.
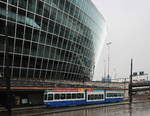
91 0 150 81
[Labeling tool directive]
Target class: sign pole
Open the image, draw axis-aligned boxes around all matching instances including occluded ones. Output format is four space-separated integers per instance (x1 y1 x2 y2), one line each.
129 59 133 103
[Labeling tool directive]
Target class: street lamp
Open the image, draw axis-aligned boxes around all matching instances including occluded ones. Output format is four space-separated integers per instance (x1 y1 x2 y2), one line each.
106 42 112 79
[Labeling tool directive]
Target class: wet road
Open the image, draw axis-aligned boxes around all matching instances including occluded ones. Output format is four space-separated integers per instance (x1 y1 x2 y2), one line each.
37 102 150 116
1 102 150 116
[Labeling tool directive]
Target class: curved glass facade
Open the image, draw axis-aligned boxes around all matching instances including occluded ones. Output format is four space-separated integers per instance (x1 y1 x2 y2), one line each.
0 0 106 82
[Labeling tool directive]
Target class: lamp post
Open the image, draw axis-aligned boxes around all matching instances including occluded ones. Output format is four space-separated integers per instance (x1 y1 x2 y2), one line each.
103 59 106 78
106 42 112 79
129 59 133 103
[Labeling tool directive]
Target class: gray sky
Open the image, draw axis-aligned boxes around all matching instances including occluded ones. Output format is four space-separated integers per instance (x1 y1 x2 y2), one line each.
92 0 150 81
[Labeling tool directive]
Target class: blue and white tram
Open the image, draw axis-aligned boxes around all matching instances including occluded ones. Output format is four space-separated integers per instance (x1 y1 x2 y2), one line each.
44 89 124 107
44 91 86 107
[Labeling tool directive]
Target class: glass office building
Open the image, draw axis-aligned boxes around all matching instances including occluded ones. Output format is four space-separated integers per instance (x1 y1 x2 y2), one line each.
0 0 106 82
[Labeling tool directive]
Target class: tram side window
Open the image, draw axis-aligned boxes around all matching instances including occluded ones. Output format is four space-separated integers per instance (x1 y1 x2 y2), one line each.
88 95 95 100
101 94 104 99
107 93 109 97
77 93 84 99
113 93 115 97
121 93 124 97
88 94 104 100
81 93 84 98
95 94 98 100
107 93 123 97
72 93 76 99
88 94 97 100
114 93 117 97
44 94 47 100
98 94 104 99
107 93 111 97
67 94 71 99
48 94 53 100
117 93 123 97
77 93 80 99
91 95 94 100
117 93 120 97
60 94 65 99
55 94 60 100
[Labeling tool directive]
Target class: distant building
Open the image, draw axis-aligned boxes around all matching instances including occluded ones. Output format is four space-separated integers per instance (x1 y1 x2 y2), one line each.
132 71 148 83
